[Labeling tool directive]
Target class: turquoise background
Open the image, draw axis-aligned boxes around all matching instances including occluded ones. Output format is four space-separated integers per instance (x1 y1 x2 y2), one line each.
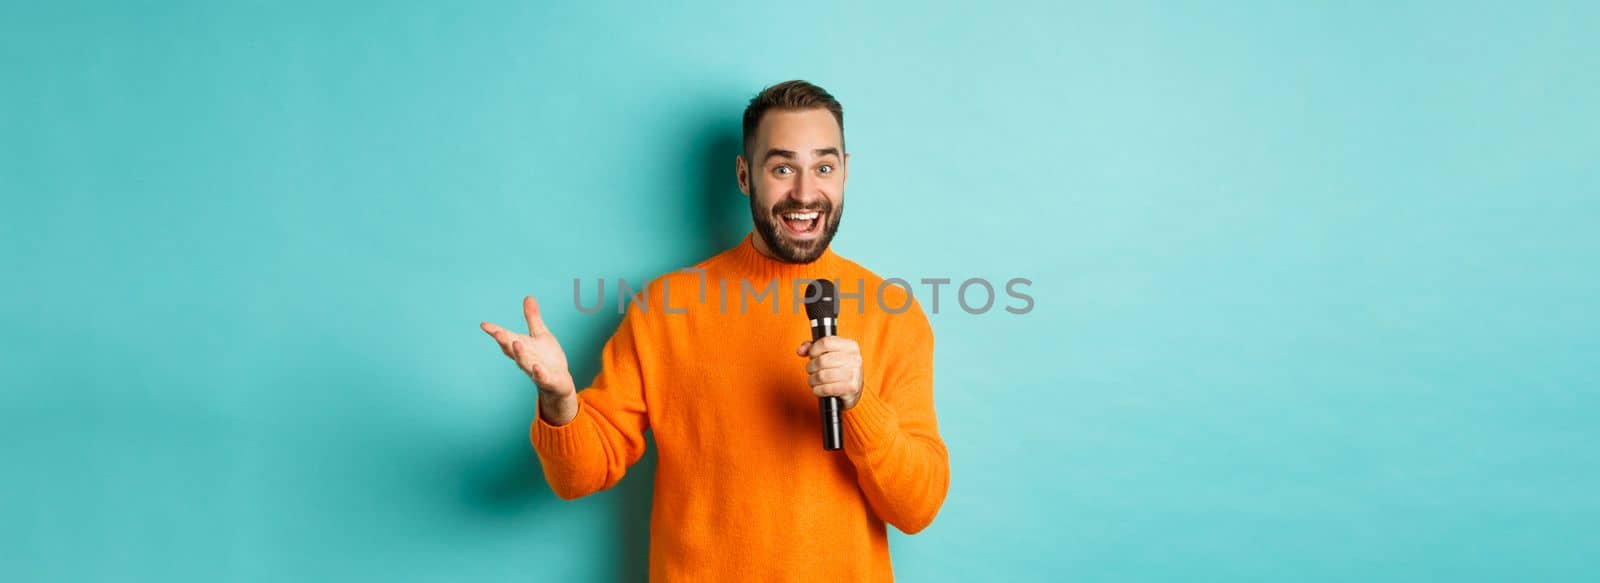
4 1 1597 581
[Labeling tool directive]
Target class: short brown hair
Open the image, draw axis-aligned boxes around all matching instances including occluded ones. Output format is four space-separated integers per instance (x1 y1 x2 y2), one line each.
741 80 845 159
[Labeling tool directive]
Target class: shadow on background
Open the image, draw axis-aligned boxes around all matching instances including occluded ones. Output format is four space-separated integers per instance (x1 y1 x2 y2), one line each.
695 124 749 258
464 112 746 582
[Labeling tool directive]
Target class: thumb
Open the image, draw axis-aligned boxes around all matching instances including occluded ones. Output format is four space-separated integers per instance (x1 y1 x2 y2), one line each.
796 340 812 357
523 295 549 336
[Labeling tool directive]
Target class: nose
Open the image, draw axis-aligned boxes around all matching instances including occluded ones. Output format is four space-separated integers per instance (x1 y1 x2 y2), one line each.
789 168 822 206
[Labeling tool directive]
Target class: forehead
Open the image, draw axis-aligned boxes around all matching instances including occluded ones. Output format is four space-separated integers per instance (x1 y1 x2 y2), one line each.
754 108 843 151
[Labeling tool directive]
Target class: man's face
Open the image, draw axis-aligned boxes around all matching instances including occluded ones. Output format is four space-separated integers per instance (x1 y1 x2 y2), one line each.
737 108 848 263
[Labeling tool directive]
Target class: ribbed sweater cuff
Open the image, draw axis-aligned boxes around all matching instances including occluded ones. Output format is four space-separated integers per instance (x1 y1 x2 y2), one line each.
842 387 898 452
530 401 586 457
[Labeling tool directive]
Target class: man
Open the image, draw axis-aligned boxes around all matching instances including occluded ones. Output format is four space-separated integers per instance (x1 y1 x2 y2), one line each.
479 80 949 581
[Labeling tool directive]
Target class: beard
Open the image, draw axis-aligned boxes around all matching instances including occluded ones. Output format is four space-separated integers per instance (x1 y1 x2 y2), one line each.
749 186 844 264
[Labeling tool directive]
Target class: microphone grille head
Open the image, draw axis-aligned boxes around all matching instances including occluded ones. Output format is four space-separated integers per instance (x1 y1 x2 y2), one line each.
804 279 837 319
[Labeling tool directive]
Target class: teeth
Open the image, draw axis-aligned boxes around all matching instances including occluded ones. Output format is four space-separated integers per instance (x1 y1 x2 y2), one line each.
783 212 820 220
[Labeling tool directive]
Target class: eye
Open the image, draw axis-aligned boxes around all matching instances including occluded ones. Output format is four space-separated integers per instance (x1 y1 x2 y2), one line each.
818 164 834 175
773 166 794 176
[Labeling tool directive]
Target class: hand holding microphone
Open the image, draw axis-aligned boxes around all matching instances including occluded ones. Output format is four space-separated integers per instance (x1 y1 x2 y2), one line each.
800 280 864 450
795 337 864 408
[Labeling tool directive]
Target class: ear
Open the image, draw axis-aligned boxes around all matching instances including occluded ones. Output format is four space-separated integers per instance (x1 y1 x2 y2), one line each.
736 155 751 196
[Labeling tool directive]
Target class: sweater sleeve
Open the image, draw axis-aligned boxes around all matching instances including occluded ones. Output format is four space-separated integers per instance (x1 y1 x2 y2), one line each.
840 305 950 534
528 305 652 500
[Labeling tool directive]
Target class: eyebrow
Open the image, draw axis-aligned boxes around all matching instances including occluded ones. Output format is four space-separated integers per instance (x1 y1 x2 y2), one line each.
763 147 843 163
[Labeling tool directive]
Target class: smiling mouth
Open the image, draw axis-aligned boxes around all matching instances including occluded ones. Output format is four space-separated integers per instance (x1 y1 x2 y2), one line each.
777 210 825 237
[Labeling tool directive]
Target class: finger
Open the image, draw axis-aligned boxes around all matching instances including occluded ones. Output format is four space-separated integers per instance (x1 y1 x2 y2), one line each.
524 296 549 336
795 340 812 357
809 367 852 386
808 336 857 357
811 382 855 398
481 323 514 356
489 330 516 357
528 362 549 387
807 351 859 374
511 340 537 374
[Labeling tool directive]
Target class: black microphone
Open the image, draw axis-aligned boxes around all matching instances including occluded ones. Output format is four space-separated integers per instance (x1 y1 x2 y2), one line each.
804 279 844 451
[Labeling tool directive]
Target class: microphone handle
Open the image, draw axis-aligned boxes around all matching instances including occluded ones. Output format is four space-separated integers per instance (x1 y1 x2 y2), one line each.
820 396 843 450
812 317 843 451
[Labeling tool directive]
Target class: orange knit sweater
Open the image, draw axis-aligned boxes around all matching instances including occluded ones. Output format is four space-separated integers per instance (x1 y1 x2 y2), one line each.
530 234 949 581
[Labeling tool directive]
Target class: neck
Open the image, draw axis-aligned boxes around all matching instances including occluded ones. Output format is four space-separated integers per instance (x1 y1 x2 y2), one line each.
749 229 780 260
